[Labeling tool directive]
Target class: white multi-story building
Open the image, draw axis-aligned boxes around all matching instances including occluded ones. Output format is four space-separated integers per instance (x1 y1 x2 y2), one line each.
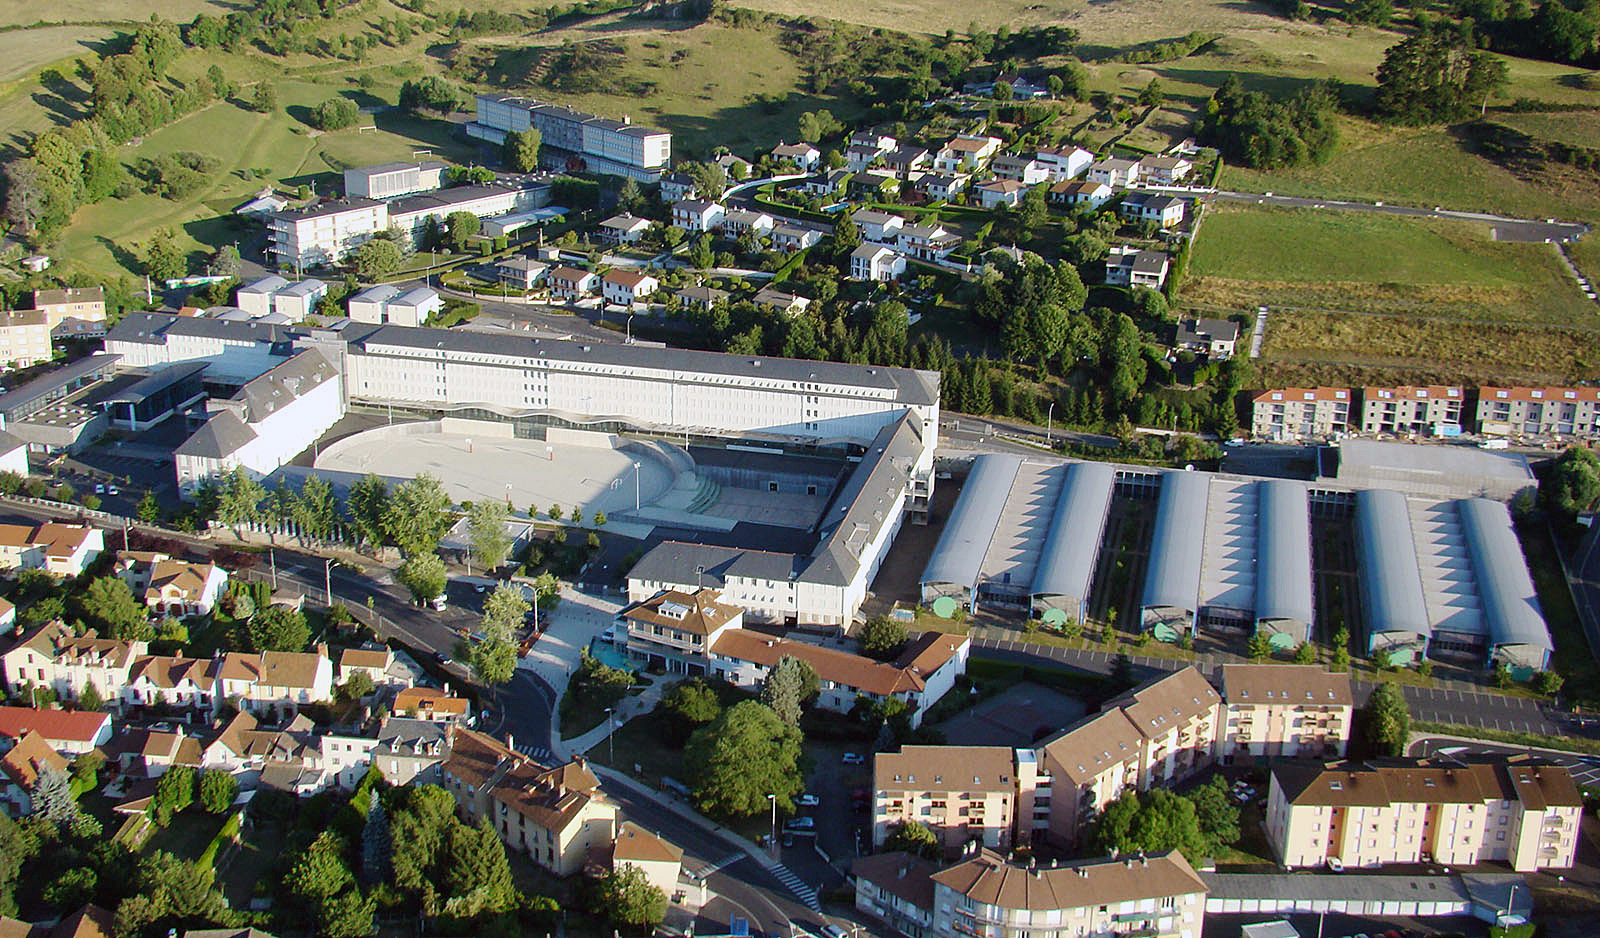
0 311 51 368
672 199 725 232
850 245 907 282
343 161 446 200
1360 385 1465 435
1251 387 1353 441
1035 145 1094 180
467 94 671 181
1219 664 1352 761
385 179 547 245
267 198 389 268
347 285 441 327
1476 385 1600 440
600 270 658 310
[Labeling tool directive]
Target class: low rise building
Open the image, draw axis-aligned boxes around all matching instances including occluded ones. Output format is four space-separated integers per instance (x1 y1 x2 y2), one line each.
1174 317 1239 360
897 223 961 262
394 686 470 723
266 198 388 268
751 288 811 317
873 745 1017 852
1266 756 1583 872
1035 145 1094 181
0 706 113 754
882 147 933 179
934 135 1003 173
496 256 551 291
1360 385 1466 436
719 209 775 239
1251 387 1353 441
142 558 229 616
974 179 1026 209
850 245 907 282
771 142 821 172
0 730 68 815
852 209 906 245
0 311 52 368
347 285 440 327
991 155 1049 185
1219 664 1352 761
1120 192 1186 227
0 523 104 576
343 161 446 200
600 270 659 310
548 267 599 300
596 821 684 896
1476 385 1600 440
671 199 725 233
1142 156 1194 185
804 168 853 197
673 285 730 312
1104 245 1169 289
598 213 651 243
920 172 969 202
32 287 106 330
1 622 144 704
1087 158 1142 188
770 224 822 253
337 646 397 690
1050 179 1112 207
658 173 697 203
621 588 743 675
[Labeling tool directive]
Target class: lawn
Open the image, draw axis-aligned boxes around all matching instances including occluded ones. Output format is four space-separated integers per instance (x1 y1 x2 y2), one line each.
1188 204 1593 324
1493 110 1600 150
1516 520 1600 707
216 815 285 910
0 0 228 26
142 808 229 863
1567 234 1600 290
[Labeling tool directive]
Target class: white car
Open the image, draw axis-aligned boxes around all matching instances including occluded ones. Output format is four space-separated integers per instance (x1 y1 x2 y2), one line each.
106 485 119 496
796 794 819 807
94 484 105 494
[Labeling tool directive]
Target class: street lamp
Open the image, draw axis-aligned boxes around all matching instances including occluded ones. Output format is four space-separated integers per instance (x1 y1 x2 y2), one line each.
1046 401 1055 447
324 558 333 607
626 313 635 344
633 461 641 511
605 707 614 763
767 793 777 853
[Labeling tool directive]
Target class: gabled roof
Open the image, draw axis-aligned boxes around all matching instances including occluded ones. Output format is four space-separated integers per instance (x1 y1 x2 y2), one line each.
174 410 256 459
0 730 68 788
46 905 115 938
145 560 217 600
931 849 1207 911
394 686 469 716
258 651 325 689
129 656 215 691
612 820 684 865
851 852 940 910
621 588 741 636
0 707 109 745
1109 666 1219 740
709 629 965 697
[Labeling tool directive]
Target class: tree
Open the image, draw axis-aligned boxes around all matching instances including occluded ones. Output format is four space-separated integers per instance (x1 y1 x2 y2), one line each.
468 500 512 571
390 785 458 894
547 503 564 522
42 866 96 912
117 850 232 937
138 490 161 523
859 616 909 660
217 466 266 533
662 678 722 732
80 576 151 641
338 670 375 702
285 830 354 906
199 770 238 814
291 475 338 543
320 888 376 938
1184 776 1241 851
251 82 277 113
312 97 360 131
361 789 390 886
760 655 807 728
685 701 805 818
472 582 526 686
594 862 668 928
207 244 242 278
1331 626 1351 672
503 128 542 172
594 510 607 527
68 751 102 794
352 238 402 280
30 765 77 823
1138 77 1165 107
399 76 462 114
883 819 941 859
446 210 481 251
1293 641 1317 665
1375 29 1509 124
1247 631 1273 661
444 819 518 916
248 605 310 653
1088 788 1207 859
146 228 186 281
1543 446 1600 517
1361 680 1410 756
384 474 452 557
346 474 389 549
152 765 195 825
1534 669 1565 696
398 552 447 605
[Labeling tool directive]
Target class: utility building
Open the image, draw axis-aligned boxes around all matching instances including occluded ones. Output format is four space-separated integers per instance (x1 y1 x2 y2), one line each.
1355 488 1432 664
1255 480 1315 648
1140 470 1210 639
1030 461 1115 626
1458 498 1552 675
920 454 1023 615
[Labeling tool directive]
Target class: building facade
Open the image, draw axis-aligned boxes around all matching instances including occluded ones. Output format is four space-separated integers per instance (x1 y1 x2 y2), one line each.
1250 387 1353 441
468 95 671 181
1476 386 1600 440
1359 386 1466 435
1219 665 1352 761
873 745 1017 852
0 311 51 368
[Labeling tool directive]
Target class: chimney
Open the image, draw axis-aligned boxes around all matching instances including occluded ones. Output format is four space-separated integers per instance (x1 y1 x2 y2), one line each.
505 732 515 753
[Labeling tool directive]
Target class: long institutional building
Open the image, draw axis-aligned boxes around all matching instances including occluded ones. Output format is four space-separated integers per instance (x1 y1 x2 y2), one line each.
466 94 672 182
104 312 939 628
919 452 1554 673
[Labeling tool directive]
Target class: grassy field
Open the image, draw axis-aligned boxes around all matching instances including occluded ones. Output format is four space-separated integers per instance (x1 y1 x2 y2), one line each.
1494 110 1600 149
1568 235 1600 289
0 25 114 82
1189 204 1593 323
0 1 228 26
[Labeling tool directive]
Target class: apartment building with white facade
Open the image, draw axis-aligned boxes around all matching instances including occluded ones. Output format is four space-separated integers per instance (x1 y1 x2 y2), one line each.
1218 664 1353 761
1250 387 1354 441
347 284 442 327
32 287 106 330
266 197 388 268
1359 386 1466 435
0 311 51 368
873 745 1017 852
854 849 1208 938
1476 385 1600 440
1266 757 1582 872
467 94 671 181
851 245 907 282
343 161 446 200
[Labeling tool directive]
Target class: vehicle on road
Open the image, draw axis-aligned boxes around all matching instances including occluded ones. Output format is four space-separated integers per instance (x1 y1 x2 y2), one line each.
796 794 819 807
783 817 815 831
106 485 119 496
841 752 865 765
1326 857 1344 873
431 594 448 611
94 484 104 494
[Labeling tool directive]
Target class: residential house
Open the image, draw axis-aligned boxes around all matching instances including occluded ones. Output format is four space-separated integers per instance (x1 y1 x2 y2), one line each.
873 745 1017 852
548 267 599 301
116 727 203 779
974 179 1026 209
0 311 51 368
712 152 752 180
771 142 821 172
898 223 961 262
846 145 890 173
143 559 229 616
394 686 471 723
882 147 933 179
440 727 617 876
0 523 104 576
851 131 899 152
600 270 659 310
852 209 906 245
598 821 684 896
338 646 396 691
234 276 289 318
854 848 1208 938
598 213 651 244
934 135 1003 173
621 588 744 675
658 173 697 203
1250 388 1353 441
719 210 775 239
496 256 551 291
1 622 145 704
1476 386 1600 440
708 630 968 728
1266 755 1582 872
1220 665 1352 761
752 288 812 317
803 169 851 197
20 255 50 273
965 72 1048 98
214 649 336 711
1035 145 1094 181
848 170 900 202
1360 386 1466 435
1050 179 1112 208
0 731 68 815
920 173 969 202
851 852 940 938
0 706 112 755
32 288 106 331
1174 317 1239 360
378 287 441 328
850 245 907 282
123 656 215 711
1104 245 1169 289
770 224 822 253
370 717 449 785
1087 158 1142 188
674 285 731 313
1142 156 1194 185
1120 192 1186 227
671 199 726 233
991 154 1049 185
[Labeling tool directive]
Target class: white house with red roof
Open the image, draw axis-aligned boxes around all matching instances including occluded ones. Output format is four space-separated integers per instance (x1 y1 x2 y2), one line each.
0 705 112 755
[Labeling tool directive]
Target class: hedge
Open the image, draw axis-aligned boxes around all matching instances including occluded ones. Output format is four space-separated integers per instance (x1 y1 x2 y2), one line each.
197 809 244 876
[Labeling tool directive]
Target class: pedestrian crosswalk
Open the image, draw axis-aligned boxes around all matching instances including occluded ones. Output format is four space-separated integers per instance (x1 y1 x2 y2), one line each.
770 862 820 911
692 852 745 877
514 743 556 762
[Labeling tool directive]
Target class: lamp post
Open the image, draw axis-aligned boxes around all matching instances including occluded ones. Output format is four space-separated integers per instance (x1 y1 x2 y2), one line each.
1046 401 1055 446
633 461 641 511
324 558 333 607
605 707 614 763
767 793 777 854
626 313 635 344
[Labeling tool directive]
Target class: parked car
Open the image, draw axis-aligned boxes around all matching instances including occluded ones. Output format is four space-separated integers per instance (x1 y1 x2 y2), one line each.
841 752 865 765
783 817 815 831
796 794 819 807
94 484 105 494
106 485 119 496
1325 857 1344 873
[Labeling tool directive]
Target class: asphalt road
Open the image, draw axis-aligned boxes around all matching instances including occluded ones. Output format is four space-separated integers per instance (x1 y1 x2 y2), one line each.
1213 190 1589 243
1409 736 1600 789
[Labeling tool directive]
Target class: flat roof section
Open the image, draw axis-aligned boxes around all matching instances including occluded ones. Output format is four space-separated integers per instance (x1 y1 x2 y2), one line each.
1457 497 1552 670
920 454 1024 597
1323 439 1535 502
1198 477 1258 622
1030 461 1116 619
976 461 1061 599
1409 498 1484 639
1256 480 1314 643
1353 489 1431 655
1140 470 1211 633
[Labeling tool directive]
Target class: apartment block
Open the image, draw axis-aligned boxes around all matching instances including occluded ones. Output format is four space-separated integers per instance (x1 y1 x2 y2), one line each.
1219 664 1353 761
0 311 51 368
1359 386 1465 435
1266 756 1582 872
1476 386 1600 440
32 287 106 329
1250 387 1353 441
468 94 671 181
343 160 446 200
872 745 1017 853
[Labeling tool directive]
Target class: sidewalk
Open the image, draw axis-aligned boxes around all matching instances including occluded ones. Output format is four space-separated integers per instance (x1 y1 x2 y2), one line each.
561 681 665 758
519 587 622 754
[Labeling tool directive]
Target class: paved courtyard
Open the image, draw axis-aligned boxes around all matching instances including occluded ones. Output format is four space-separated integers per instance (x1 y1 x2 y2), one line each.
935 680 1089 747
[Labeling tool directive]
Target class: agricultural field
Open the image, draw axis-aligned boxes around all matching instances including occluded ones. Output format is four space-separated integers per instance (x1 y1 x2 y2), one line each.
1494 109 1600 149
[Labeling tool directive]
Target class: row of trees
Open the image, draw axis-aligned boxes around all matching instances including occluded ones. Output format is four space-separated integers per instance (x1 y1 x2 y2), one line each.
198 468 453 559
1200 75 1340 169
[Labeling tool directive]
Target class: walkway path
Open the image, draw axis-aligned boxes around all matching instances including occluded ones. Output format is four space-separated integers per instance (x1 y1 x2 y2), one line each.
515 587 622 755
1211 190 1588 243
